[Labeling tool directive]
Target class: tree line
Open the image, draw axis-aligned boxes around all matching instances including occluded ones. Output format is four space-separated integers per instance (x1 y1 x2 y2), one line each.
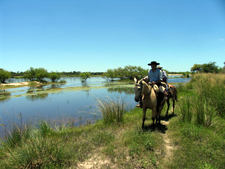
191 62 225 73
1 62 224 83
9 70 104 77
102 65 148 81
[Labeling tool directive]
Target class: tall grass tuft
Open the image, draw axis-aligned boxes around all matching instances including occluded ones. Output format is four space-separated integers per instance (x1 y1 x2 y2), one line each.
179 96 192 123
178 73 223 127
4 136 71 168
193 73 225 118
97 97 126 124
38 120 54 137
1 121 32 148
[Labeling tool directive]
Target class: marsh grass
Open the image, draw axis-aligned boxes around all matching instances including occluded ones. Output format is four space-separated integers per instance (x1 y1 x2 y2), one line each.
0 89 11 101
167 73 225 169
97 97 126 124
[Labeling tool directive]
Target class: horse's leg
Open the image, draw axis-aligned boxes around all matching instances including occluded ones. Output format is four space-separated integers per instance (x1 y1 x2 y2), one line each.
142 108 147 129
172 98 175 114
166 98 170 116
152 107 157 126
157 99 165 123
157 111 161 124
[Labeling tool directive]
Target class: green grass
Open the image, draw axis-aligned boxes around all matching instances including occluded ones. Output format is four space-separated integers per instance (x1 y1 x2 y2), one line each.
97 97 126 124
0 73 225 168
0 89 11 101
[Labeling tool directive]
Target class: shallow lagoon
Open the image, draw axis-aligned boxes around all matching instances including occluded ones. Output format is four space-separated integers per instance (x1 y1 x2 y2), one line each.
1 76 190 136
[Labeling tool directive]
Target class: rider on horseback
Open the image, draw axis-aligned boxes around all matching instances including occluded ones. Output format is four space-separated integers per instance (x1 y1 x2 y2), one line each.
136 61 167 108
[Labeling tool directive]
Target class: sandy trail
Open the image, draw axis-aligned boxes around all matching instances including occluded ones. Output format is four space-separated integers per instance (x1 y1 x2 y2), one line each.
1 81 40 87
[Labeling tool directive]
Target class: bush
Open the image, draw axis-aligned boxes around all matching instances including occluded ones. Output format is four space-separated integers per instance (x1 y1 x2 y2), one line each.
23 67 36 81
0 69 11 83
49 72 60 82
35 68 49 82
102 65 148 81
97 97 126 124
79 72 91 82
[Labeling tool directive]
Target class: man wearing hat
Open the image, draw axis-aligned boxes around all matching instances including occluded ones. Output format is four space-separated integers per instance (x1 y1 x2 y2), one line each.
157 66 168 83
146 61 162 84
136 61 166 108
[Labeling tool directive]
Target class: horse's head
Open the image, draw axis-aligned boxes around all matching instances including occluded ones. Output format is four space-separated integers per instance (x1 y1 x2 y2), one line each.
134 78 142 102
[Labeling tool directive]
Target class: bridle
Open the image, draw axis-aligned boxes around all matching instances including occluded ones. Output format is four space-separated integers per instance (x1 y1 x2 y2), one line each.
136 80 152 101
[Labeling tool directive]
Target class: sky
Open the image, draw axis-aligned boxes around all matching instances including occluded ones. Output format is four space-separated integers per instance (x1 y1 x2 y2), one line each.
1 0 225 73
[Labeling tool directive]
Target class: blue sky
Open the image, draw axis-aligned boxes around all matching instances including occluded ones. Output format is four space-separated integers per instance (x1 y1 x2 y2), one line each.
1 0 225 72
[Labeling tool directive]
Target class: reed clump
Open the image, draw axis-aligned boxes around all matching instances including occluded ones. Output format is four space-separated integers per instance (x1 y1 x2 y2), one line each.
97 97 126 124
168 73 225 169
178 73 225 126
0 89 11 100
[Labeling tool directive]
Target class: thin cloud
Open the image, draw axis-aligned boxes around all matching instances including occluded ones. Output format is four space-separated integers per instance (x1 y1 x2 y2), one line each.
219 39 224 41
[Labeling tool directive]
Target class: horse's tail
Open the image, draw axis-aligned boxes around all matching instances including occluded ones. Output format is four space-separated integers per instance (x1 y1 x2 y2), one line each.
170 85 178 102
174 87 178 102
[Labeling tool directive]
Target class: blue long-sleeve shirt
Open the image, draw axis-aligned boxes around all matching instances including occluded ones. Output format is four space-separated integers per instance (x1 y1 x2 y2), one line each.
148 68 162 82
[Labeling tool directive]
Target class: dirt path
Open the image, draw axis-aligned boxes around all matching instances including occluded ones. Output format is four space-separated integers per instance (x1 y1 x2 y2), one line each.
159 114 177 168
161 120 174 161
76 153 111 169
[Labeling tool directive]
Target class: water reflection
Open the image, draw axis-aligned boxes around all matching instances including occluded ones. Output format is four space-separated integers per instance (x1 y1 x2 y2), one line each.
26 93 49 101
50 84 62 89
0 90 11 101
107 87 134 95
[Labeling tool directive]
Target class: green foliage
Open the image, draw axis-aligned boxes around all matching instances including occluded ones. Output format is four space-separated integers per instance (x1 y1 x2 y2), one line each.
23 67 36 81
79 72 91 82
38 120 54 137
59 79 66 83
102 65 148 81
168 75 225 168
0 69 11 83
97 97 126 124
23 67 48 82
49 72 61 82
114 67 126 80
191 62 219 73
4 137 71 168
182 71 190 78
123 65 148 80
191 64 202 72
102 69 117 81
0 89 11 101
35 68 49 82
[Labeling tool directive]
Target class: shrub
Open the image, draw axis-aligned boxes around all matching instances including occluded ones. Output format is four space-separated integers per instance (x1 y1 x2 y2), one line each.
97 97 126 124
102 69 117 81
0 69 11 83
23 67 36 81
79 72 91 82
35 68 49 82
49 72 60 82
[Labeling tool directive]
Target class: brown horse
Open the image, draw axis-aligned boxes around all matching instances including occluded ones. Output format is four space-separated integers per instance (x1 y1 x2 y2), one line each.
165 84 178 116
134 78 165 128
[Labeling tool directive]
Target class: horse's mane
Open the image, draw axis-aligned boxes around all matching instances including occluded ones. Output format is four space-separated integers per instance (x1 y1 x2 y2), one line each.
140 80 152 100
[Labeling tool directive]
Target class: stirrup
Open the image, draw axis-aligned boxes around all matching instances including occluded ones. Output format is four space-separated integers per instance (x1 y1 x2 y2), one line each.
136 104 142 108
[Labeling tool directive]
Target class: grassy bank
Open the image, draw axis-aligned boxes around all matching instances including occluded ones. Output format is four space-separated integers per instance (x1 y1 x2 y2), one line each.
0 73 225 168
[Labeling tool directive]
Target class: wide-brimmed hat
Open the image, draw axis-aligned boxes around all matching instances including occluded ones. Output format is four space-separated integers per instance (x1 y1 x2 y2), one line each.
157 66 163 69
148 61 160 66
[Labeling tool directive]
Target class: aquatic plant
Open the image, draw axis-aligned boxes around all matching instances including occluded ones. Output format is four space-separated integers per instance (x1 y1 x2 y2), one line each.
97 97 126 124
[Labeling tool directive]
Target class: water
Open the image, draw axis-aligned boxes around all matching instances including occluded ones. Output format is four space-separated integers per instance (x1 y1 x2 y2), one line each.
1 76 190 136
